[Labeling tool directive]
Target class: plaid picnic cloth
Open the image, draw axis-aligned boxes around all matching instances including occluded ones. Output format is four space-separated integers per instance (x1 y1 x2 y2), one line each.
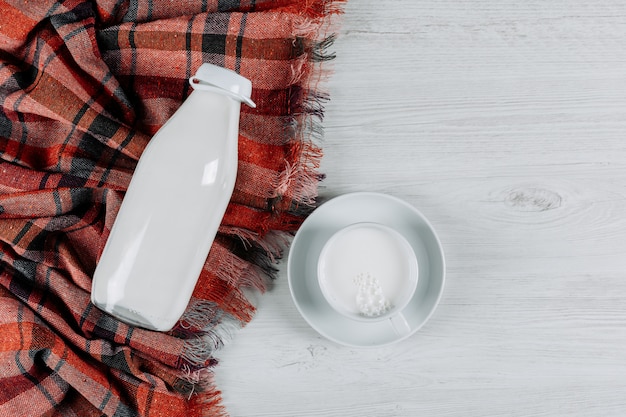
0 0 343 415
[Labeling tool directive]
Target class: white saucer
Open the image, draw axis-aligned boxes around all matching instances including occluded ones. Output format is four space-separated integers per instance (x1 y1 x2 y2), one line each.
287 192 446 348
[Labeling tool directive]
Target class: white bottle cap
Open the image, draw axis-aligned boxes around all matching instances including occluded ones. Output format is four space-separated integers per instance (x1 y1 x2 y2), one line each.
189 63 256 108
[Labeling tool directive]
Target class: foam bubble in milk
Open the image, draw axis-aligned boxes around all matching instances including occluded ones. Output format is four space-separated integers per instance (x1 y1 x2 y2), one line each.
354 272 392 317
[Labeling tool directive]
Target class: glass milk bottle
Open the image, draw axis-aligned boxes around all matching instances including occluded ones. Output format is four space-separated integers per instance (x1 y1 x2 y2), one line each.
91 64 255 331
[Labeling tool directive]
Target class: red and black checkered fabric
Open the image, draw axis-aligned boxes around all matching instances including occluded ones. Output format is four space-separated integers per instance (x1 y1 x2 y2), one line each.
0 0 343 415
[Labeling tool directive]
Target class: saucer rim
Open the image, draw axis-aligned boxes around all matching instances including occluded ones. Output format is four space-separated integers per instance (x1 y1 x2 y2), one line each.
287 191 446 348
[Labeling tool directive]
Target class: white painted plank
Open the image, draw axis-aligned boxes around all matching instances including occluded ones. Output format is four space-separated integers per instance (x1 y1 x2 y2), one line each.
214 1 626 415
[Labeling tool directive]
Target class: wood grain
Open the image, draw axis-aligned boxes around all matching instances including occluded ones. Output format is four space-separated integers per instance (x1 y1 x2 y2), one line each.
214 1 626 415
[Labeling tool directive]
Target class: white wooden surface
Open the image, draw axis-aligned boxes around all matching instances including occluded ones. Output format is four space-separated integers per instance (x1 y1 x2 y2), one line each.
213 1 626 415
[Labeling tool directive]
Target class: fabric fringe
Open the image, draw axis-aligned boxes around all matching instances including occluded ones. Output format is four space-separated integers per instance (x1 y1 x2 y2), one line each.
176 367 229 417
220 227 289 267
274 35 335 207
178 300 242 367
208 242 272 292
310 34 338 62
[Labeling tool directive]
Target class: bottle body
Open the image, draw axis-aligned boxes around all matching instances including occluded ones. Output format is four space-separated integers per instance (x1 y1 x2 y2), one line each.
91 65 253 331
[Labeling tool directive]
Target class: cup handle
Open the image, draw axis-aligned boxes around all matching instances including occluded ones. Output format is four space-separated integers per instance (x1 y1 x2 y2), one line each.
389 312 411 337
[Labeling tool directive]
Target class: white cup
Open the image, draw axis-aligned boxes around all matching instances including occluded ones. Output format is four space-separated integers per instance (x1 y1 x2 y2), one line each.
317 222 418 336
